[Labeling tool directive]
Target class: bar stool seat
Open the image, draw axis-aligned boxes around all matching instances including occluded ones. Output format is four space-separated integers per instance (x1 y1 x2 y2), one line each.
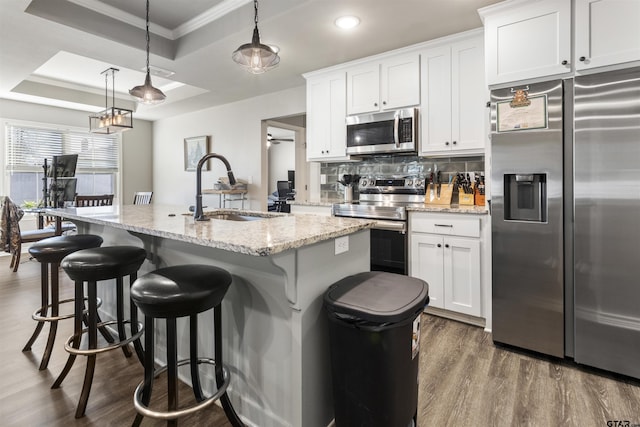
53 246 147 419
22 234 104 371
130 265 244 427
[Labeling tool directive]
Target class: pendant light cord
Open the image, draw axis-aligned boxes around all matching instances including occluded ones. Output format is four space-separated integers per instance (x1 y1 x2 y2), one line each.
254 0 258 27
145 0 150 74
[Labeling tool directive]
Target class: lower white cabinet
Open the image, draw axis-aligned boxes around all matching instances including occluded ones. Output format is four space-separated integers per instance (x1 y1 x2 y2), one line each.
409 213 481 317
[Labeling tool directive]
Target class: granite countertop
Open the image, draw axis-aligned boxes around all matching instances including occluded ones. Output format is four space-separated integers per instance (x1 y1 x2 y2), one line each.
45 204 374 257
288 199 340 207
407 204 488 214
292 199 489 214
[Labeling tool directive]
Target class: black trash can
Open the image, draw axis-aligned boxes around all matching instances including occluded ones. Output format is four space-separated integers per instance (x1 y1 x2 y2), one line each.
324 271 429 427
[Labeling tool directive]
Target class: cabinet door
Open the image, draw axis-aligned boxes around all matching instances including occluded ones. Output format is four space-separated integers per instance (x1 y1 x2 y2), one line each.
306 77 330 160
327 74 347 158
420 46 452 154
306 73 347 161
574 0 640 71
346 63 380 115
483 0 571 85
380 53 420 110
410 234 444 309
451 37 486 152
443 236 481 317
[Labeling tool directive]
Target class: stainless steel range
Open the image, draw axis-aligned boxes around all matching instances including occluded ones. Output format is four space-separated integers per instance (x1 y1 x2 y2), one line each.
333 176 425 275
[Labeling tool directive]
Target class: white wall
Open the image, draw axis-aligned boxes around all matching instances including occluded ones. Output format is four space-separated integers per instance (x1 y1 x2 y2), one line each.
152 85 305 210
0 98 152 205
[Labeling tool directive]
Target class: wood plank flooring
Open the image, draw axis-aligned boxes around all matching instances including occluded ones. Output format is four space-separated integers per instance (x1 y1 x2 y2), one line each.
2 255 640 426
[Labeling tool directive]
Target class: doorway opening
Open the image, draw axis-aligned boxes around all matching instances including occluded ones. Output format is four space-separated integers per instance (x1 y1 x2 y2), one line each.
261 114 307 211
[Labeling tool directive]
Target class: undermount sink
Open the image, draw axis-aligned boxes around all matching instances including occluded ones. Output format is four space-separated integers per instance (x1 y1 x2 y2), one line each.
208 213 266 221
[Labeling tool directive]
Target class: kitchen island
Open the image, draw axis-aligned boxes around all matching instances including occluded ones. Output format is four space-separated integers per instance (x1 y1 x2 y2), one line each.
46 204 373 427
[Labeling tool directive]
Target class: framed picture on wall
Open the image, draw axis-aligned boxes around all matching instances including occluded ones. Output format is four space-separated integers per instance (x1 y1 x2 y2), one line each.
184 135 210 171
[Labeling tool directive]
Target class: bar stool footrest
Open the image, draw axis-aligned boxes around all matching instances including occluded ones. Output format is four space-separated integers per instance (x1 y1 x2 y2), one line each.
133 358 231 420
32 296 103 322
63 320 143 355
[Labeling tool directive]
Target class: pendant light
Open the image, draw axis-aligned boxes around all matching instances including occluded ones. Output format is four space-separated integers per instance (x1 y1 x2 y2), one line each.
129 0 166 104
89 68 133 134
232 0 280 74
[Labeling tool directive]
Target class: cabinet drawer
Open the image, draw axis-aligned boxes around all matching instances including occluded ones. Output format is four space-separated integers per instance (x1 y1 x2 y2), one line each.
410 214 480 237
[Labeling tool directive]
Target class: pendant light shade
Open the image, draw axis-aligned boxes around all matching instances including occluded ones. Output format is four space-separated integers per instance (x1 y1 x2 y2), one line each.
129 0 166 104
232 0 280 74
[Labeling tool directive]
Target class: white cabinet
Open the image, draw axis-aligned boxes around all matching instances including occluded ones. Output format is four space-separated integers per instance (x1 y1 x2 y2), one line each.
305 72 349 161
409 213 481 317
346 53 420 115
479 0 572 85
574 0 640 71
419 35 486 155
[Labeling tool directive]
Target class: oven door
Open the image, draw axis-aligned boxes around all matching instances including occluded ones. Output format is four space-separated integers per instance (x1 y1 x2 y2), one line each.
370 220 407 275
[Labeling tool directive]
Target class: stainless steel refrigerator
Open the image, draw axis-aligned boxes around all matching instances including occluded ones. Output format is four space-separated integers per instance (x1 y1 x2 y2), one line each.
490 67 640 378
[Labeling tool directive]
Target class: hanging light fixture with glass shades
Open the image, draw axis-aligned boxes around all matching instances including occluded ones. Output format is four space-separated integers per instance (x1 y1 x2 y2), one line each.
89 67 133 134
129 0 166 105
232 0 280 74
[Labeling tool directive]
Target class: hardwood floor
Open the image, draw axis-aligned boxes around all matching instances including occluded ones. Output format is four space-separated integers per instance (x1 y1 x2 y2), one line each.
1 255 639 426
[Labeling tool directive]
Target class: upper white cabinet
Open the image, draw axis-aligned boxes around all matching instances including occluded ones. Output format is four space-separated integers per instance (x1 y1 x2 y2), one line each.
305 71 349 161
479 0 572 85
480 0 640 86
419 34 486 155
346 53 420 115
574 0 640 71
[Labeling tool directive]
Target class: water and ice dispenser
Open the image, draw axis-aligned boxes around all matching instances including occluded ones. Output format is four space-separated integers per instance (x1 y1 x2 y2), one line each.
503 173 547 222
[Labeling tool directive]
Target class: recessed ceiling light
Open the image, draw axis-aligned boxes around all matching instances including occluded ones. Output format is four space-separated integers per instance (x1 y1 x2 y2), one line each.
335 16 360 29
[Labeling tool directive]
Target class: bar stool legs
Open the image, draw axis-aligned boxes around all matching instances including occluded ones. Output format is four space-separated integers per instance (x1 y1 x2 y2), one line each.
52 245 147 418
214 305 244 427
22 234 104 371
130 264 245 426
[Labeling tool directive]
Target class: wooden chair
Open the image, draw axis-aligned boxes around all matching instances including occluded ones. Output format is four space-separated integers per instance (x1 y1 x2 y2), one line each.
75 194 114 207
133 192 153 205
1 196 57 272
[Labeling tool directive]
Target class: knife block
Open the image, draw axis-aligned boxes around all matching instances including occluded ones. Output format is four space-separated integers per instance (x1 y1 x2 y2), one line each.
459 192 475 206
426 183 453 205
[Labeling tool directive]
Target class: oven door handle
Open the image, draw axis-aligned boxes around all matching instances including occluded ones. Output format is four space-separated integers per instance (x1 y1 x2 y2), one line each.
373 219 406 233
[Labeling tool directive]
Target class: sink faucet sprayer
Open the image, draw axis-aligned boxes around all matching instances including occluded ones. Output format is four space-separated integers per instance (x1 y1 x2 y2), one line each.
195 153 236 221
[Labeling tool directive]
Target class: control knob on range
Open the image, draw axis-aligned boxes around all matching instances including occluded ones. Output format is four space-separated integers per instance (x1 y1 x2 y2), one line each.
415 179 424 187
360 179 368 187
406 179 413 186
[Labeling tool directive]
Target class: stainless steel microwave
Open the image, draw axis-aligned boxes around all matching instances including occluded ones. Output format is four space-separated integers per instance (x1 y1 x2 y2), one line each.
346 108 418 155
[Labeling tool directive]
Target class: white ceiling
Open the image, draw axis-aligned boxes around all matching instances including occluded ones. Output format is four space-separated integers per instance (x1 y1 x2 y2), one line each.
0 0 501 121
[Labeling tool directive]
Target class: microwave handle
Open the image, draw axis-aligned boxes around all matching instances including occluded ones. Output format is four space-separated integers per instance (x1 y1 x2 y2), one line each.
393 114 400 148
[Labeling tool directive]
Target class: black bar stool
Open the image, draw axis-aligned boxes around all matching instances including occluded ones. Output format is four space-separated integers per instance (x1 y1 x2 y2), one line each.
130 265 244 427
52 246 147 418
22 234 104 370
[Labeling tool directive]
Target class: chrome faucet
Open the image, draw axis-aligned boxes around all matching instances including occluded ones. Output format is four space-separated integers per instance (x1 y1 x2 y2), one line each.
195 153 236 221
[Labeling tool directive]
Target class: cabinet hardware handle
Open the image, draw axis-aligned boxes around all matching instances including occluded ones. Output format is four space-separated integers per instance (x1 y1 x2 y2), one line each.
437 243 442 248
445 244 450 248
434 224 453 227
374 102 378 107
452 141 457 145
445 141 450 146
579 56 586 62
383 101 387 105
561 60 568 65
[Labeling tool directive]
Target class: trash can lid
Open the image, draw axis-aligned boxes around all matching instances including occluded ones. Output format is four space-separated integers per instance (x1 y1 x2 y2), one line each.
324 271 429 324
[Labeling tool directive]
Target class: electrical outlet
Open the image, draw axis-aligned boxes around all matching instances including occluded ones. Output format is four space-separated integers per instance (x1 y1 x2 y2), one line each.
335 236 349 255
320 174 327 184
248 175 253 184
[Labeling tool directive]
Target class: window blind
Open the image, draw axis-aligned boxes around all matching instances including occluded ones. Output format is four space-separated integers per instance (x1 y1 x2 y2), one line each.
5 124 119 173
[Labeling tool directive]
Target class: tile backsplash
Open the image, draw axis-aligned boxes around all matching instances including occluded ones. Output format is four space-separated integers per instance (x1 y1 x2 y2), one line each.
320 155 484 200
